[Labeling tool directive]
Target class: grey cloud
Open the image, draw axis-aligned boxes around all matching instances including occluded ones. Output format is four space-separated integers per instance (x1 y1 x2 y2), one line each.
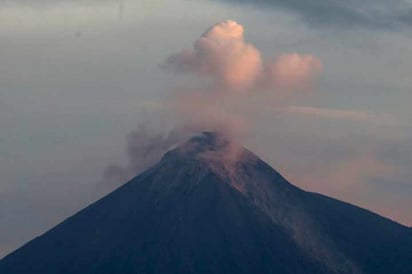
217 0 412 29
5 0 412 29
399 9 412 24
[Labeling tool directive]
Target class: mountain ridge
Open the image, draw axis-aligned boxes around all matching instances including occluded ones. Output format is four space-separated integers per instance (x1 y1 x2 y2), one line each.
0 132 411 274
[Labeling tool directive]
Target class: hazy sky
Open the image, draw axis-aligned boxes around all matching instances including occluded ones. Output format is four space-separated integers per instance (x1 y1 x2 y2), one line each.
1 0 412 258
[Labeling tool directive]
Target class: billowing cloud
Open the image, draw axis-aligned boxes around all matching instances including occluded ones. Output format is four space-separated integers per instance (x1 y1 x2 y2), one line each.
263 54 323 91
165 20 322 93
165 20 262 91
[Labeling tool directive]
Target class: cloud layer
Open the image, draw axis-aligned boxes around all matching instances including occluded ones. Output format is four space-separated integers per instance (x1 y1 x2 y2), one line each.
217 0 412 29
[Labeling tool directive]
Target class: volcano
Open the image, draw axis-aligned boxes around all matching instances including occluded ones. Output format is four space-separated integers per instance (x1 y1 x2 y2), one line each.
0 132 411 274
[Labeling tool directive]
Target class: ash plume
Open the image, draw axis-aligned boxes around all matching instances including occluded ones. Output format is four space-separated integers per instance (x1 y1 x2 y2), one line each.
100 121 245 191
101 125 186 190
101 20 324 191
165 20 323 93
164 20 262 91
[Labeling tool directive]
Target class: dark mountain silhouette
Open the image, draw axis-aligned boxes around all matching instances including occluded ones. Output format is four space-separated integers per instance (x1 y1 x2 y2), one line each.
0 132 411 274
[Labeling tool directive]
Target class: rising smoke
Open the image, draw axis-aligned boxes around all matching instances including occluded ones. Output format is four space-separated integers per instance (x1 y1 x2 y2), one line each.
165 20 323 93
101 125 188 190
101 20 323 190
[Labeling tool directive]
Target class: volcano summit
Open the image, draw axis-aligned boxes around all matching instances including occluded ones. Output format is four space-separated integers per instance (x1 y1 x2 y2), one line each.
0 132 411 274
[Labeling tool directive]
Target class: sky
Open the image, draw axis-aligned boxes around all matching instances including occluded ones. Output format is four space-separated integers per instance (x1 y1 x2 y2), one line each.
1 0 412 258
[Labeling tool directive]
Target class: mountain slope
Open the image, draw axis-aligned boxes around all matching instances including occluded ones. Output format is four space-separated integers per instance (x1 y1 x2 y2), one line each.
0 132 411 274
